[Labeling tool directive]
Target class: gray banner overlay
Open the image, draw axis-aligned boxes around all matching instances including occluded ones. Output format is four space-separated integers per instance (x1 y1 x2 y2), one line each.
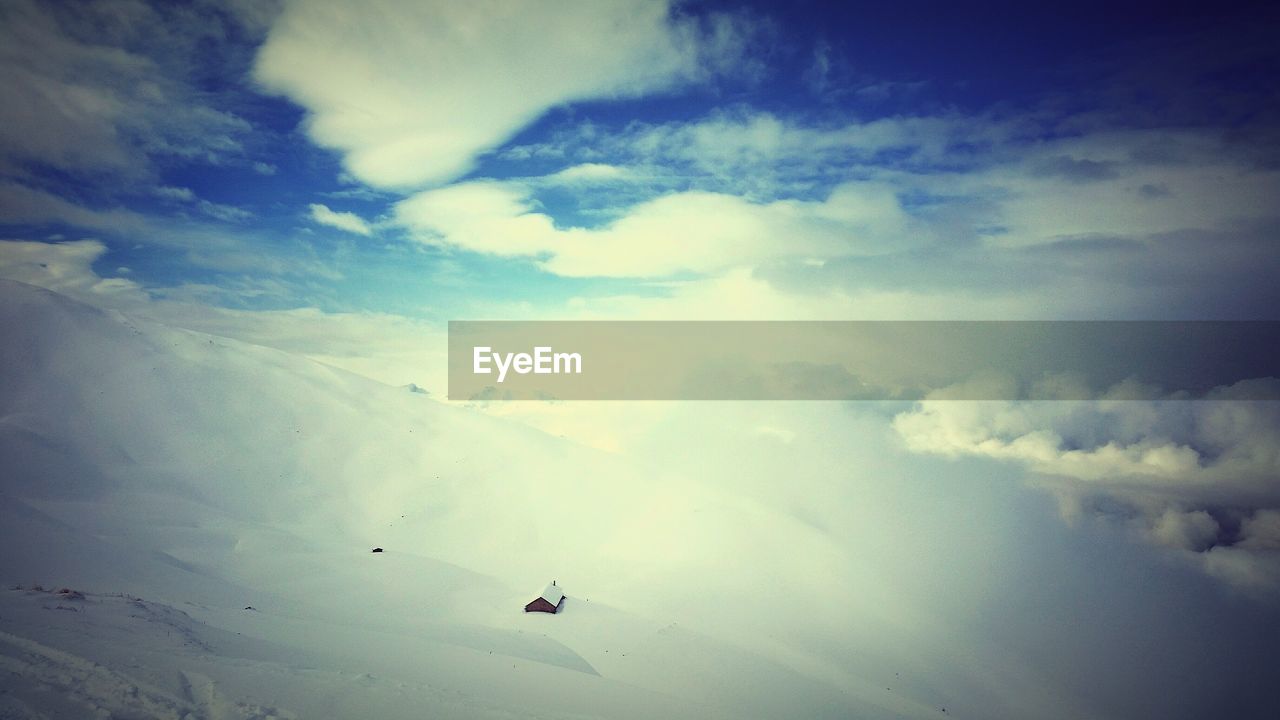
448 321 1280 401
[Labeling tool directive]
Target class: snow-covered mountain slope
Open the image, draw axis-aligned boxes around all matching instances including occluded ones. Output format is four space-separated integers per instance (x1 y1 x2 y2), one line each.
0 279 942 719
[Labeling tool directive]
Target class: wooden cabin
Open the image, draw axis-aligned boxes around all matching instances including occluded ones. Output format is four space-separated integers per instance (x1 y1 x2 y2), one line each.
525 581 565 614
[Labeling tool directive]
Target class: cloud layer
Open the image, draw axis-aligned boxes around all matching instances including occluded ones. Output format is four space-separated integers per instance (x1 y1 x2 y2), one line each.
893 384 1280 591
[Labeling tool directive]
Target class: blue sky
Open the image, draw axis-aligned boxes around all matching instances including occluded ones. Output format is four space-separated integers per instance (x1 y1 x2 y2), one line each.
2 0 1278 324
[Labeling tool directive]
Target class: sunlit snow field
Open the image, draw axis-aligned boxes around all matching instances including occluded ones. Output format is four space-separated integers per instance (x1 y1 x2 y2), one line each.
1 279 956 718
3 278 1277 719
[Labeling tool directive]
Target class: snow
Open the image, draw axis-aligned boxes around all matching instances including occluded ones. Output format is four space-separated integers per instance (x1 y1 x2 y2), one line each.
0 279 949 719
538 582 565 607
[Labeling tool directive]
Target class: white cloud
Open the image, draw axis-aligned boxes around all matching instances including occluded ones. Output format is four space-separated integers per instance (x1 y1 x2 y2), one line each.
154 186 196 202
153 186 252 222
252 0 742 188
395 179 913 277
634 111 964 169
0 239 148 303
547 163 631 183
308 203 372 236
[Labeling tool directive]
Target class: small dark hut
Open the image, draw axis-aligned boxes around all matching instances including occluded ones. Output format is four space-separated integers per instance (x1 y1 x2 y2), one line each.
524 581 565 614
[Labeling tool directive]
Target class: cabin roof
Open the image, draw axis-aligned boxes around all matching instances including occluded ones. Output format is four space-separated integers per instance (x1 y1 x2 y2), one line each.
537 582 564 605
